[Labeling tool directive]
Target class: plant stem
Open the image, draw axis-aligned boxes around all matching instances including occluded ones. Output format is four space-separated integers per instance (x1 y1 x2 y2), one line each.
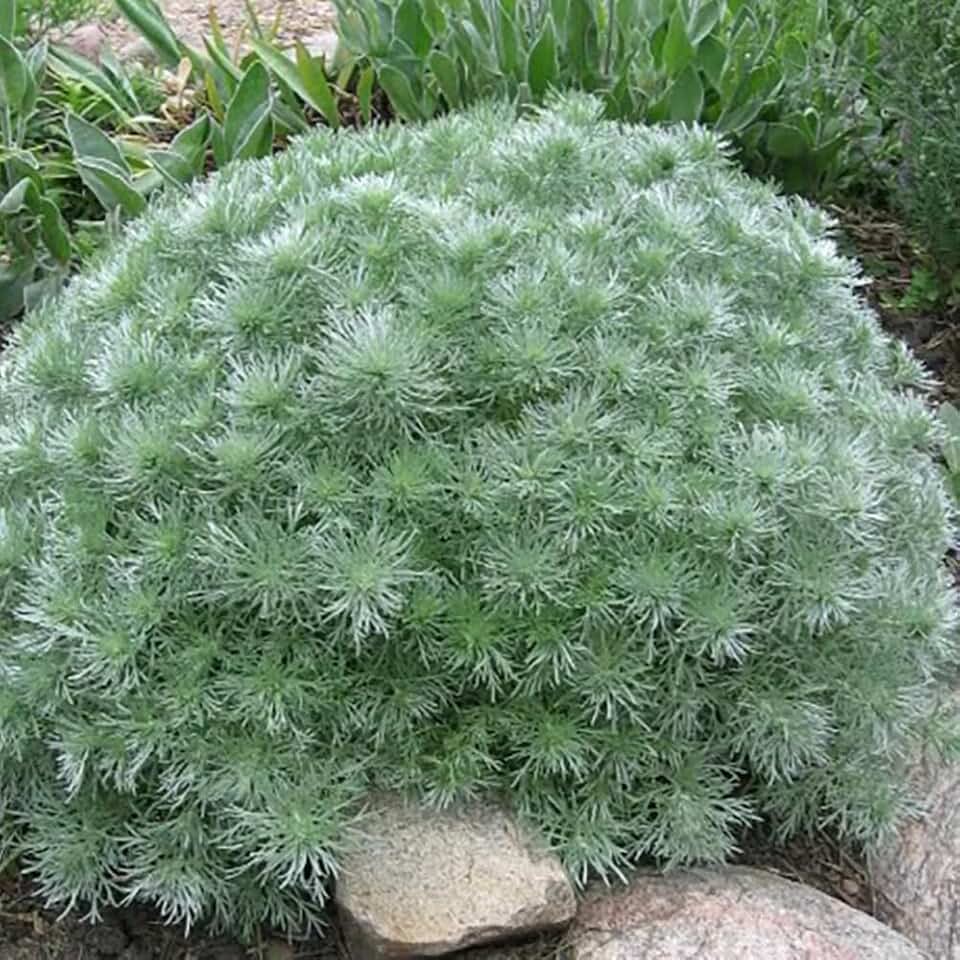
603 0 615 79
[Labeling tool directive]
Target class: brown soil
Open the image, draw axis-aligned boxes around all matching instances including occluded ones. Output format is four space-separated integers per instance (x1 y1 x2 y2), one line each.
0 866 339 960
830 203 960 403
98 0 337 57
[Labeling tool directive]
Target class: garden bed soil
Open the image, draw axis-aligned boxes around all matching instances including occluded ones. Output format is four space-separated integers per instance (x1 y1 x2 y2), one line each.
0 208 954 956
95 0 337 56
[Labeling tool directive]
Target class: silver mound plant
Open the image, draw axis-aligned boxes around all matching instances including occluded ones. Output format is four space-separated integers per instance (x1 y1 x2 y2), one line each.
0 95 956 937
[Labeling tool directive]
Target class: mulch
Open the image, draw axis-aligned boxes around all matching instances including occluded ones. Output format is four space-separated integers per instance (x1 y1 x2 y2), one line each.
830 203 960 402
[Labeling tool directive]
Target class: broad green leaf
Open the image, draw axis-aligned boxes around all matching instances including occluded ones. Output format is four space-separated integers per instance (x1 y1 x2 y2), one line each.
336 61 353 91
294 39 340 127
549 0 568 33
421 0 446 38
66 113 130 171
357 65 375 124
75 157 145 215
336 9 371 56
766 122 808 159
527 16 557 99
0 34 28 111
114 0 185 69
428 48 460 107
38 197 71 263
223 61 274 161
494 1 521 80
0 0 13 40
250 39 306 95
605 64 636 119
457 20 496 75
661 7 694 75
147 147 197 189
268 84 310 135
0 176 37 214
378 63 423 121
466 0 492 42
779 33 807 79
210 119 228 168
150 111 210 185
24 37 46 84
170 111 209 169
667 65 704 122
394 0 431 59
716 95 765 134
687 0 723 46
747 61 783 102
810 133 849 176
697 34 726 90
566 0 598 85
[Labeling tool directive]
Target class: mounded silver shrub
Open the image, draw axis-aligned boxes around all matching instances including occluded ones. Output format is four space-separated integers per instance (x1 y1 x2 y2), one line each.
0 95 955 936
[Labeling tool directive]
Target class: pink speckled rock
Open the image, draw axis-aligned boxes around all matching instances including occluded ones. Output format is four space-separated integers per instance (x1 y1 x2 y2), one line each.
336 797 575 959
869 704 960 957
570 866 926 960
62 22 106 61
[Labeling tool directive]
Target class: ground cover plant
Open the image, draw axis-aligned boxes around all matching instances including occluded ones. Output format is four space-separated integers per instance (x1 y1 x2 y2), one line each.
0 94 957 939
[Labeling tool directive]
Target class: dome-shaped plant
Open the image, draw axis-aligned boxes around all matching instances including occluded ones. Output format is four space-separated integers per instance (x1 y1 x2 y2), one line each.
0 95 955 937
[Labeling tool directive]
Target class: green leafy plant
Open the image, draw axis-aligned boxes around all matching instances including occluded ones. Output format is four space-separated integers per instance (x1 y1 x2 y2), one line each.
0 95 956 939
870 0 960 275
333 0 882 194
939 402 960 502
0 23 74 316
0 0 180 319
114 0 343 145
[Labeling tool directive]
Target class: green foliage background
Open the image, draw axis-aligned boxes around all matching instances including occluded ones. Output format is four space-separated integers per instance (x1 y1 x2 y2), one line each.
0 96 956 937
870 0 960 275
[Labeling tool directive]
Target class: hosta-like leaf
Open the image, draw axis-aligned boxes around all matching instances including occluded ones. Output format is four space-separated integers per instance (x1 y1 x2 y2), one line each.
765 122 809 159
428 49 460 108
661 7 694 75
38 197 71 264
357 65 375 123
295 39 340 127
668 66 704 123
66 113 130 172
378 63 424 121
0 34 28 111
394 0 431 59
224 61 274 162
75 157 146 215
527 16 558 99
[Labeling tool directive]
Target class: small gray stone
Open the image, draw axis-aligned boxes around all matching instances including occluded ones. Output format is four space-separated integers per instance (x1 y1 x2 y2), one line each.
336 797 576 959
570 866 926 960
